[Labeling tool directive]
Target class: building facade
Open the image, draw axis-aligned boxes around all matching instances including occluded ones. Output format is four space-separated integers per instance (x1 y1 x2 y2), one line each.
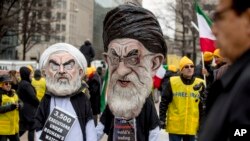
16 0 94 61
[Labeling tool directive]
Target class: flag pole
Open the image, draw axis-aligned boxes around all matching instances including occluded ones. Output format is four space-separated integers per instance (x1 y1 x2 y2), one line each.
200 52 207 88
191 21 199 32
191 21 207 88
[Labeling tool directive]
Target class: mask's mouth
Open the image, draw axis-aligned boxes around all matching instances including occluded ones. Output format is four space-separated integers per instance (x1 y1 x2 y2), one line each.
118 80 130 87
57 77 68 81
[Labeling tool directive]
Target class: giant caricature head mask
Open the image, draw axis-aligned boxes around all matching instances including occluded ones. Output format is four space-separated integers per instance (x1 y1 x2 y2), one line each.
103 4 167 119
39 43 87 96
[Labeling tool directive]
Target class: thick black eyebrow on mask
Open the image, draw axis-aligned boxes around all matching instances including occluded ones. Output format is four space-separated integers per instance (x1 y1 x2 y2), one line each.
110 48 119 57
63 59 75 66
49 60 59 66
125 49 139 57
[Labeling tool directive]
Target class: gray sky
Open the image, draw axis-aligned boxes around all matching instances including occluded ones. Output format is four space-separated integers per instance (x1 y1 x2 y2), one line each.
143 0 176 39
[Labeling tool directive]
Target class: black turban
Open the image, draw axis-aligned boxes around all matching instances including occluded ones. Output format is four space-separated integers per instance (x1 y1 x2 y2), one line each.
103 4 167 57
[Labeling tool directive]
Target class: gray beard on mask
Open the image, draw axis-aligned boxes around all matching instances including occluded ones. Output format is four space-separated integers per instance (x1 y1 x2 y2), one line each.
46 73 82 96
107 70 152 119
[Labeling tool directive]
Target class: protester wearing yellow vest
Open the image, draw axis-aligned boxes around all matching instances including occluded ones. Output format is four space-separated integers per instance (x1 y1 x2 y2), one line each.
0 75 22 141
160 56 204 141
31 70 46 101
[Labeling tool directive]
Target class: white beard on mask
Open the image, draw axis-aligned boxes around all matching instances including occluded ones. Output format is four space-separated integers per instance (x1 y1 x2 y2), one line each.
107 68 152 119
46 73 82 96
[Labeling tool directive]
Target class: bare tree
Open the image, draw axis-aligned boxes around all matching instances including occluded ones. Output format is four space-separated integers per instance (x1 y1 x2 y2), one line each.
19 0 58 60
0 0 20 39
0 0 58 60
154 0 199 63
173 0 196 57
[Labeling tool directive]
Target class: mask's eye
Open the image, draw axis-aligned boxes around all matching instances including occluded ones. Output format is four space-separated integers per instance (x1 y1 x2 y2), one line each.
50 63 59 71
126 56 139 66
64 62 74 70
110 56 120 66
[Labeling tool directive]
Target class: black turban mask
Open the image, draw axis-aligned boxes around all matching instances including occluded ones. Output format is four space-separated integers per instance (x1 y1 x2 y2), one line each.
103 4 167 57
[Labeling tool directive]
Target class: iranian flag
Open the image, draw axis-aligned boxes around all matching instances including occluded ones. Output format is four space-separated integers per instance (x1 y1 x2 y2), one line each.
153 65 167 89
100 69 109 112
196 2 216 52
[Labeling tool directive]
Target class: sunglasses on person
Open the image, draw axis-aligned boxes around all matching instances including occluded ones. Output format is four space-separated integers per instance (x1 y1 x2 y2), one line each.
4 82 11 86
184 65 194 69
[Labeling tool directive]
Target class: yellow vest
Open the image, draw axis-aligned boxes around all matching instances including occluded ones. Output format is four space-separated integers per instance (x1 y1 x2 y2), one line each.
32 77 46 101
0 92 19 135
166 76 204 135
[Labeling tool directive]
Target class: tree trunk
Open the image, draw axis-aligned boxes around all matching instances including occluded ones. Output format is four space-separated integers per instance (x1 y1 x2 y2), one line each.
181 0 185 56
22 0 28 60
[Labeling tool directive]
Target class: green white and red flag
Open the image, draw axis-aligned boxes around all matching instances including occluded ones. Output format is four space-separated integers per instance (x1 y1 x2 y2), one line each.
196 2 216 52
153 65 167 89
100 69 109 112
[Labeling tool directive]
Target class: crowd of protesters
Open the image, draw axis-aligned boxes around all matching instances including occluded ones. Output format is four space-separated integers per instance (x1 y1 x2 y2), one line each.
0 0 249 141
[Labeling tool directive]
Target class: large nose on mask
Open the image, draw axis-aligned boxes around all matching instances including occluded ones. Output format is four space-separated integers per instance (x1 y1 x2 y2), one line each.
58 65 66 74
116 62 131 77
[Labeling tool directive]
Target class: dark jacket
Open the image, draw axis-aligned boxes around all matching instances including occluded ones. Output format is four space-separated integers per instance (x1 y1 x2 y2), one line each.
100 97 160 141
87 73 101 115
80 41 95 67
194 61 214 86
34 85 93 141
17 67 39 130
199 49 250 141
160 70 178 93
213 63 230 81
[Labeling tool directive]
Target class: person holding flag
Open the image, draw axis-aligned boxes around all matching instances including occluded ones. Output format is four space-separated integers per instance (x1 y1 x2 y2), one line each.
194 51 214 86
195 1 217 88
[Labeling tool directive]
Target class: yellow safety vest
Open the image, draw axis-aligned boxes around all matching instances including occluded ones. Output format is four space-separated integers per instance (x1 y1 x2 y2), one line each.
166 76 204 135
0 92 19 135
32 77 46 101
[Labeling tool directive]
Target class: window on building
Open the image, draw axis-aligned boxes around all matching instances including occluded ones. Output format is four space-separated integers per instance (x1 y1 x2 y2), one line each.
46 12 51 19
55 36 60 41
61 24 65 31
37 24 42 31
38 2 43 7
45 23 51 31
61 13 66 20
61 36 65 42
32 12 37 18
37 35 41 42
30 57 37 61
57 12 61 20
38 12 42 19
47 1 52 7
56 24 60 31
45 35 50 42
62 1 66 9
56 0 62 8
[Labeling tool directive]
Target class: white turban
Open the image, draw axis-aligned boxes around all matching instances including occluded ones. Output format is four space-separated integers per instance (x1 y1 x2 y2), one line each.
39 43 87 72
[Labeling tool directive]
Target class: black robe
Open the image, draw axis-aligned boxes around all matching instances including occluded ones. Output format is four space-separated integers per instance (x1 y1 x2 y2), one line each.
34 86 93 141
100 96 160 141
